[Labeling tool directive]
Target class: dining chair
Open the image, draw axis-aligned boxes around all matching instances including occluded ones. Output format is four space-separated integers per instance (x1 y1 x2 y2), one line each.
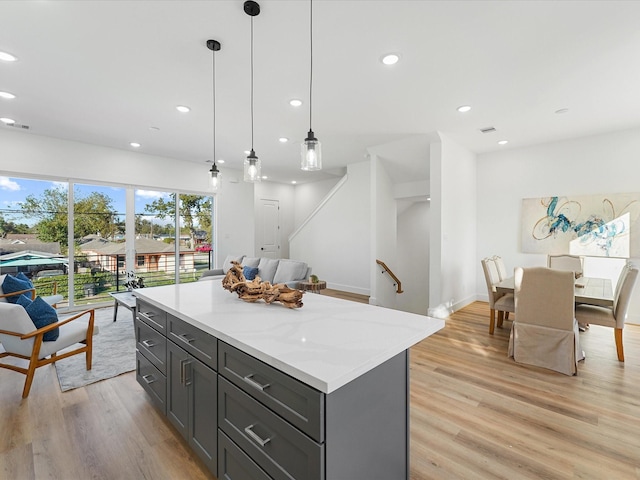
481 257 514 334
575 263 638 361
547 254 583 277
492 255 508 282
0 302 96 398
509 267 583 375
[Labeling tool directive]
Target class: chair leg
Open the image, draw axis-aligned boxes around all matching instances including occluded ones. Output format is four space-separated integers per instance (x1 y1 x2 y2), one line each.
489 309 496 335
505 312 510 321
497 311 504 328
615 328 624 362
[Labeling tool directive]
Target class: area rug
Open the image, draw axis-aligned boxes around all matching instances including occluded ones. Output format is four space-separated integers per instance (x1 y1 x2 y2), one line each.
55 306 136 392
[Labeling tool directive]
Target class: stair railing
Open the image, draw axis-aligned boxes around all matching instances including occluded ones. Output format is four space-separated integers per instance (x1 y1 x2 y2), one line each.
376 259 403 294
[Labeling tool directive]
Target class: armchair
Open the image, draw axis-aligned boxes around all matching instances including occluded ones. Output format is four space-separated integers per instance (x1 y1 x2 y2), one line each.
0 273 64 308
0 302 96 398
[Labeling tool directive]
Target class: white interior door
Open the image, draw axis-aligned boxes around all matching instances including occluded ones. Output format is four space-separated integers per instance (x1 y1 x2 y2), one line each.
258 199 279 258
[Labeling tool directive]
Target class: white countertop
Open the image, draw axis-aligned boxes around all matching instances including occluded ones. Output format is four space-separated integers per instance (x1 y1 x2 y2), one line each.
134 281 444 394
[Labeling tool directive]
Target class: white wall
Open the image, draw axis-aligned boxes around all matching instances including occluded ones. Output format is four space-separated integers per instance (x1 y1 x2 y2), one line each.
290 161 371 295
293 178 341 228
215 176 255 267
396 200 430 314
254 182 295 259
430 133 477 313
370 155 398 307
476 126 640 323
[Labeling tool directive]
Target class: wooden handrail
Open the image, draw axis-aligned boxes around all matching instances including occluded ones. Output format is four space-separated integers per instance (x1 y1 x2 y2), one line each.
376 259 403 294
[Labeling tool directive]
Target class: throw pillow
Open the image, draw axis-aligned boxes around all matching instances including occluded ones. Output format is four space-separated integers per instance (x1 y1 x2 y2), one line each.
16 272 34 288
17 295 60 341
243 266 259 281
2 274 34 304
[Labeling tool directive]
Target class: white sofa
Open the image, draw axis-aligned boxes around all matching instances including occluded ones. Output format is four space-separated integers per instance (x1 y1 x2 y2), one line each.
199 254 312 288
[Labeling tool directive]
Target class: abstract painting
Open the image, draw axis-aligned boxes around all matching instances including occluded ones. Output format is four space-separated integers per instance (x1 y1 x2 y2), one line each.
521 193 640 257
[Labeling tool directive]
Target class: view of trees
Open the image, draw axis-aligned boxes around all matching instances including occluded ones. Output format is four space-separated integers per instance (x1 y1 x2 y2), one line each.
15 187 212 250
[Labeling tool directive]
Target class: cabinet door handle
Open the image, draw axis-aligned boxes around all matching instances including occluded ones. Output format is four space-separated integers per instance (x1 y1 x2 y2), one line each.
244 424 271 447
142 374 156 385
178 333 196 344
243 374 271 391
180 359 193 386
142 339 155 348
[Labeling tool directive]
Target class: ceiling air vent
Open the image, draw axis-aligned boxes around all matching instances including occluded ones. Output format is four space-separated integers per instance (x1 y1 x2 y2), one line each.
479 126 496 134
6 123 30 130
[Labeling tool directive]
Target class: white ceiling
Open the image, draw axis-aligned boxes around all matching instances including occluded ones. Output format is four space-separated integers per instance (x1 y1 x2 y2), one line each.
1 1 640 185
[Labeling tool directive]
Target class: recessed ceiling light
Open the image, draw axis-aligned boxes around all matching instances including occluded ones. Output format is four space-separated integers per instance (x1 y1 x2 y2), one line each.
457 105 471 113
498 140 508 145
381 53 400 65
289 99 303 107
279 137 289 143
262 175 268 180
244 150 250 155
0 51 17 62
555 108 569 114
291 181 297 185
0 91 16 99
0 117 15 124
149 126 160 131
176 105 190 113
218 159 225 164
130 142 141 148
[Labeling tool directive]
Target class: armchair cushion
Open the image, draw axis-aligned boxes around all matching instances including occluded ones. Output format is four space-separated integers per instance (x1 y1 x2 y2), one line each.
17 295 60 341
243 266 259 281
2 274 34 304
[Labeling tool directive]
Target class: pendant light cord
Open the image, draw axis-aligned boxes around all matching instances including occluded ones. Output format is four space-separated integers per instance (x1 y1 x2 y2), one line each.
250 15 255 150
309 0 313 131
212 46 216 166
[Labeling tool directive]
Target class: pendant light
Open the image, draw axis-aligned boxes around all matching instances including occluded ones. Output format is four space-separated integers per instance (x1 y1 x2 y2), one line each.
301 0 321 171
244 1 261 183
207 39 221 192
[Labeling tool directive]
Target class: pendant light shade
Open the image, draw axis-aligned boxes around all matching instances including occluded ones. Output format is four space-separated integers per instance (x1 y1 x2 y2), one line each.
244 1 261 183
207 39 221 192
301 0 322 171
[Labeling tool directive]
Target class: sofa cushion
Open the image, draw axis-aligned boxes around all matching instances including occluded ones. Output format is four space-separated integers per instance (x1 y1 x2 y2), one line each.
273 260 309 285
242 257 261 268
223 254 245 273
257 258 280 284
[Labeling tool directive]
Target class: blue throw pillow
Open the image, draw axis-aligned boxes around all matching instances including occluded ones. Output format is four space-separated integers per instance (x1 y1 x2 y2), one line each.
17 295 60 341
2 274 34 303
16 272 34 288
243 266 259 281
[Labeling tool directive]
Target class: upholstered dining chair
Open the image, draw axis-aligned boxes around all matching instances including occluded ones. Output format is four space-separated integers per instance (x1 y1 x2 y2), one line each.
547 254 583 277
0 302 96 398
492 255 508 282
509 267 583 375
575 263 638 362
481 257 514 334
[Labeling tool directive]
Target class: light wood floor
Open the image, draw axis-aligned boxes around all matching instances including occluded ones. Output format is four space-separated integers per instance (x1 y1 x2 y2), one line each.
1 300 639 479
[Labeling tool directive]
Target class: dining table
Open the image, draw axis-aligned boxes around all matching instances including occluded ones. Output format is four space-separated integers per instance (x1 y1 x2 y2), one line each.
495 276 614 308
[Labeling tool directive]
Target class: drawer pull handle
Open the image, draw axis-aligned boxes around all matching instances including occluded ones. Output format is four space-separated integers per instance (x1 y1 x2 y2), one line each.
142 374 156 385
141 311 156 318
178 333 196 344
243 374 271 391
244 424 271 447
141 339 155 348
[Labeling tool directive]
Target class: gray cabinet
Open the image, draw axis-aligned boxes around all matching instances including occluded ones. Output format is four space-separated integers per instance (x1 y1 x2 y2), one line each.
167 338 218 474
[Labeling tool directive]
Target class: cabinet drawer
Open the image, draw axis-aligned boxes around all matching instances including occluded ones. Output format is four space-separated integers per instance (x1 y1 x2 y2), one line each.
136 350 166 414
218 342 323 442
136 299 167 333
218 431 273 480
168 314 217 370
219 378 323 480
135 318 167 374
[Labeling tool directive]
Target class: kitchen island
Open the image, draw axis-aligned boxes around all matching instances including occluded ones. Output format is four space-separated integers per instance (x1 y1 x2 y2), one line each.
134 280 444 480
